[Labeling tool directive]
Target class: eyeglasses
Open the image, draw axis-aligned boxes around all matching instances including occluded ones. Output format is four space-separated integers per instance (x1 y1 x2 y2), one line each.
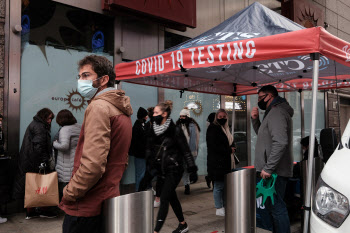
258 94 268 101
76 72 98 80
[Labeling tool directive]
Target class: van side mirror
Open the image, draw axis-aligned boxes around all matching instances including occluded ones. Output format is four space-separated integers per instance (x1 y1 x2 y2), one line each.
320 128 338 163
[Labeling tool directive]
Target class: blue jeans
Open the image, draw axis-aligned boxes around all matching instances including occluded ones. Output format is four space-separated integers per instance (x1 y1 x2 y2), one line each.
257 175 291 233
134 157 146 192
213 181 225 209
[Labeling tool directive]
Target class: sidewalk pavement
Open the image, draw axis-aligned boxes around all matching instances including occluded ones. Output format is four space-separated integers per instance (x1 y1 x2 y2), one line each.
0 182 301 233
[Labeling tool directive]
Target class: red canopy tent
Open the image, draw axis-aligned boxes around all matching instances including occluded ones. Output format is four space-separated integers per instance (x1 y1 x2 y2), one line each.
116 26 350 95
115 3 350 232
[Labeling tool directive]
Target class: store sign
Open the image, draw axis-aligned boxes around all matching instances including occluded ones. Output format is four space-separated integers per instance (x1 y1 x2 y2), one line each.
102 0 196 28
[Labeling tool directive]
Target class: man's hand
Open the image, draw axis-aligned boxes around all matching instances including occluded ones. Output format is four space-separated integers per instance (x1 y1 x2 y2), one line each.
260 170 271 179
251 107 259 119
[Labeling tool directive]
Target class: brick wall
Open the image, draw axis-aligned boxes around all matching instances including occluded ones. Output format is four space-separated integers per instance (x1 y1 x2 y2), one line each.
313 0 350 42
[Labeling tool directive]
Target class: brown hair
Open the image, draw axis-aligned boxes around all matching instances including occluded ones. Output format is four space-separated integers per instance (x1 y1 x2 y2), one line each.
78 55 115 87
156 100 173 117
56 109 77 126
37 108 54 122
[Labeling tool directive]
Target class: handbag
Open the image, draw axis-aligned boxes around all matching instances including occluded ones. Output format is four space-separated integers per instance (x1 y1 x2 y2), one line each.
24 169 59 208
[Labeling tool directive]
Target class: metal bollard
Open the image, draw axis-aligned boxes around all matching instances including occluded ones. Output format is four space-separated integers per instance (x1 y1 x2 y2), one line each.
225 168 256 233
103 190 153 233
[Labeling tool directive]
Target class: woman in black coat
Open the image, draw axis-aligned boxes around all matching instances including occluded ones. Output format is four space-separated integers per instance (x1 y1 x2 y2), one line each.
146 100 197 233
206 109 235 217
12 108 55 219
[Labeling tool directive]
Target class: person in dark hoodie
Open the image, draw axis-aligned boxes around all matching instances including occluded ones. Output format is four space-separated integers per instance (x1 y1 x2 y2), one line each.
176 107 200 195
129 107 150 191
12 108 56 219
251 85 294 233
300 136 319 161
59 55 133 233
147 100 198 233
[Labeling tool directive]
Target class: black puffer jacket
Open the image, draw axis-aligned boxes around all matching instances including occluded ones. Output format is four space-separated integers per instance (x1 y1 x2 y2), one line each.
206 123 233 181
146 120 197 175
12 115 52 199
129 119 150 158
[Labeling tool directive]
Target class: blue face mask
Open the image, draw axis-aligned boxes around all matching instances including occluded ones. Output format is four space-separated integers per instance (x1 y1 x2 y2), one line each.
77 78 101 100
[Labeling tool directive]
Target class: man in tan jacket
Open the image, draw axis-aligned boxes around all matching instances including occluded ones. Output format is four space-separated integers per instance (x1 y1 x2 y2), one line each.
60 55 133 233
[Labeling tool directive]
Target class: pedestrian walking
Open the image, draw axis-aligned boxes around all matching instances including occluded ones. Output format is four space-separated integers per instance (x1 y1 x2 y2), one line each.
12 108 57 219
176 107 200 195
146 100 198 233
206 109 236 216
53 110 81 201
129 107 151 192
205 112 216 189
59 55 133 233
251 85 294 233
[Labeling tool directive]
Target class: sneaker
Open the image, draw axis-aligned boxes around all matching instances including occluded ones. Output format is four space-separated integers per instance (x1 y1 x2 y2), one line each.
184 184 190 195
205 176 211 188
39 210 58 218
216 207 225 216
172 222 189 233
25 211 40 220
0 217 7 224
154 199 160 208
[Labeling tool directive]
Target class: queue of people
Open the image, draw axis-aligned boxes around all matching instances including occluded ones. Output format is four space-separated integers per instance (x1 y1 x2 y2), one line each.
5 53 297 233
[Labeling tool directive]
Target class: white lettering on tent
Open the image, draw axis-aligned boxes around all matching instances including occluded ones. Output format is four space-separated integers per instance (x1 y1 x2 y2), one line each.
177 51 184 68
218 32 235 41
158 55 164 71
216 44 225 62
285 60 305 70
154 56 158 72
136 61 141 75
147 58 153 73
227 44 232 61
342 45 350 62
233 42 244 60
189 48 196 65
207 46 215 63
246 41 256 58
198 47 205 65
141 60 147 74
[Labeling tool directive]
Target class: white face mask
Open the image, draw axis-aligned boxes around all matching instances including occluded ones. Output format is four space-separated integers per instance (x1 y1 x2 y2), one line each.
77 77 101 100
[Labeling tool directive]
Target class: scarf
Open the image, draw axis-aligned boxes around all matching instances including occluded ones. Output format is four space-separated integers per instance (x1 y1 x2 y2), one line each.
153 118 171 136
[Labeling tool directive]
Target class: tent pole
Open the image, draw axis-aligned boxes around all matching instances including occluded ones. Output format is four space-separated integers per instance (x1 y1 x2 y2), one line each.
303 53 320 233
232 97 236 136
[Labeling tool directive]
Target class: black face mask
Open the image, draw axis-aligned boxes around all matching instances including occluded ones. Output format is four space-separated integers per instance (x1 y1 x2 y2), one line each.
153 115 163 125
217 118 227 126
258 96 270 110
142 118 147 123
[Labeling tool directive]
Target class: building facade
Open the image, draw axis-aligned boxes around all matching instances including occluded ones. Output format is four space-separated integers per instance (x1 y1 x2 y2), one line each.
1 0 350 202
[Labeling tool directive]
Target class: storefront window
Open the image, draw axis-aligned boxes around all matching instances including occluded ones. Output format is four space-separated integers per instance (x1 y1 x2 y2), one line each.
224 96 248 167
304 91 325 143
164 89 220 176
20 2 114 144
285 92 302 161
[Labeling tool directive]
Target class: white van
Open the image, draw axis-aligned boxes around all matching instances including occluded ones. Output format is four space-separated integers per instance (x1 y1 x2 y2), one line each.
310 121 350 232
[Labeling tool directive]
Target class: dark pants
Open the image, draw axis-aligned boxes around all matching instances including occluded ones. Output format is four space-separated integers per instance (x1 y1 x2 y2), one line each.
257 175 291 233
154 172 184 232
63 214 104 233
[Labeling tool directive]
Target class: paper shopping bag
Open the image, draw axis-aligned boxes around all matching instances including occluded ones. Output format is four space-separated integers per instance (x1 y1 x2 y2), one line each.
24 171 59 208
